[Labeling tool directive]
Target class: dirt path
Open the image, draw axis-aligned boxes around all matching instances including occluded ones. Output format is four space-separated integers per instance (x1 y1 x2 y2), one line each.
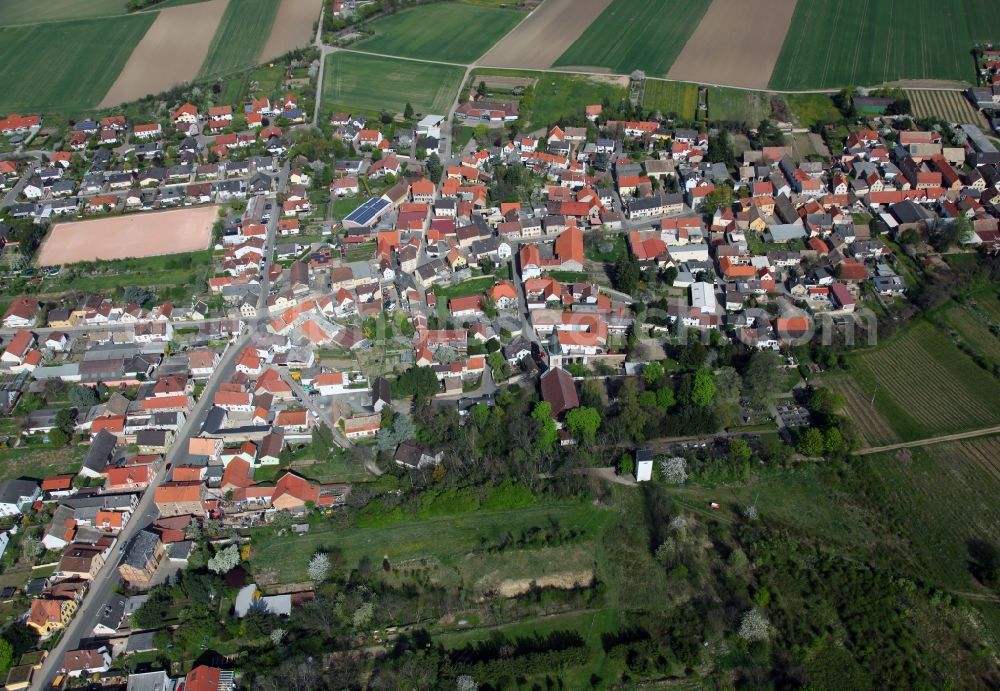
260 0 323 64
855 426 1000 456
667 0 798 89
99 0 227 107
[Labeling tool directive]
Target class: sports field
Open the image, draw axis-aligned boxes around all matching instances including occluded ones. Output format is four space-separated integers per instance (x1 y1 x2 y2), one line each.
770 0 975 89
198 0 280 78
908 89 983 125
0 15 155 112
554 0 711 75
356 3 523 64
844 320 1000 441
324 52 464 117
643 81 699 120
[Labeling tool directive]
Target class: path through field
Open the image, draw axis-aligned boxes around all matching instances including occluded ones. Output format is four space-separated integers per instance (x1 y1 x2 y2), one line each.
855 426 1000 456
99 0 227 107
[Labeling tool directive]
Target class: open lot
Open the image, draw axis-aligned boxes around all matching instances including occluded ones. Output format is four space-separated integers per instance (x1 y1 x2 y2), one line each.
478 0 610 70
198 0 280 78
259 0 322 63
770 0 975 89
323 52 464 117
667 0 797 89
554 0 711 75
100 0 227 107
356 3 522 64
908 89 984 125
0 0 127 25
708 86 772 124
37 206 216 265
0 15 155 112
643 80 699 120
844 320 1000 441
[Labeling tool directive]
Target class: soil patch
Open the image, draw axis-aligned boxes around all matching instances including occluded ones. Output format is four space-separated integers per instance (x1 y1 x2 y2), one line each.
100 0 227 107
478 0 611 70
37 206 216 265
260 0 322 63
667 0 798 89
495 570 594 598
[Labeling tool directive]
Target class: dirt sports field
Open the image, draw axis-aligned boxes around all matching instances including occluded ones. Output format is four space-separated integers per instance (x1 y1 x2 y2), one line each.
260 0 322 63
667 0 798 88
478 0 611 70
37 206 216 265
100 0 227 107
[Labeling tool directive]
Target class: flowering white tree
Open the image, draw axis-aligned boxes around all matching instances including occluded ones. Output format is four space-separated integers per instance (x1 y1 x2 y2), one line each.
738 608 771 642
660 456 687 484
207 544 240 574
308 552 331 581
352 602 374 629
743 504 759 521
270 628 285 645
456 676 478 691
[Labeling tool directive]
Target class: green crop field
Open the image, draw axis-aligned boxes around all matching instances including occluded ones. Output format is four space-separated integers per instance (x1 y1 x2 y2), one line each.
963 0 1000 43
356 3 523 64
844 320 1000 440
554 0 711 75
197 0 280 78
323 52 464 116
472 68 627 128
770 0 975 89
0 0 128 25
643 80 699 120
0 15 155 112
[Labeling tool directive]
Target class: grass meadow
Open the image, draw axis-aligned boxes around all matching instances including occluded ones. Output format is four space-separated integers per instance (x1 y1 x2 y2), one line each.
197 0 280 78
0 15 154 111
707 86 771 124
644 80 699 120
323 52 464 117
356 3 523 63
554 0 711 75
770 0 975 89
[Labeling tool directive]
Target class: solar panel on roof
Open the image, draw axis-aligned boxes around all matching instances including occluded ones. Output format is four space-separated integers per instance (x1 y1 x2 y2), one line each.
344 197 390 227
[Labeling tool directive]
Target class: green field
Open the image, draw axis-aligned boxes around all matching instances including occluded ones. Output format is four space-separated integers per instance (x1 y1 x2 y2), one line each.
785 93 843 127
0 0 127 25
643 80 699 120
198 0 280 78
942 299 1000 366
0 15 155 112
356 3 523 63
472 68 627 127
432 276 496 300
845 320 1000 440
963 0 1000 43
324 52 464 116
707 87 771 124
554 0 711 75
770 0 975 89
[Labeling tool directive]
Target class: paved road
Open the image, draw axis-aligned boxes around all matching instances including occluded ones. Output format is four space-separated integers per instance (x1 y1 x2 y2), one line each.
32 329 253 690
854 425 1000 456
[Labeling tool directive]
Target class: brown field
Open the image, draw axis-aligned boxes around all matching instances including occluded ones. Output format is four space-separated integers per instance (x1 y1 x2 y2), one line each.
825 376 900 447
37 206 217 265
667 0 798 88
259 0 322 63
478 0 611 69
100 0 227 107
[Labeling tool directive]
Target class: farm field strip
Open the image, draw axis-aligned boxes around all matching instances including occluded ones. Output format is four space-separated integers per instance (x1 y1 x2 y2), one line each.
198 0 280 78
0 0 127 25
356 3 523 64
942 303 1000 363
907 89 983 125
0 15 156 112
825 377 899 446
554 0 711 76
643 80 699 120
962 0 1000 44
259 0 322 63
323 51 464 117
769 0 975 90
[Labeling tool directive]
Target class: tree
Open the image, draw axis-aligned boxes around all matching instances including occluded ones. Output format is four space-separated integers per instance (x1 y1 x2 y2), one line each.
565 406 601 444
742 350 783 405
729 438 752 464
655 386 675 410
353 602 374 629
738 608 771 642
617 453 634 477
207 544 239 574
707 131 736 169
643 361 664 386
702 185 734 214
308 552 331 581
660 457 687 484
476 80 487 98
457 675 479 691
393 366 440 399
426 152 443 183
0 638 12 677
823 427 843 454
691 368 715 407
796 428 824 457
403 102 414 120
531 402 558 452
47 427 69 447
69 385 99 408
612 253 640 294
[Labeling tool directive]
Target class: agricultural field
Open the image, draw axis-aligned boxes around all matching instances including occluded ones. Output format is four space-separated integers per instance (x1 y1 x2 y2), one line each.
963 0 1000 43
845 320 1000 441
323 52 464 117
356 3 523 64
197 0 280 78
908 89 983 125
643 80 699 120
0 0 127 24
823 376 901 447
941 299 1000 366
770 0 975 90
554 0 711 75
259 0 322 62
707 86 771 124
472 68 627 128
0 15 155 112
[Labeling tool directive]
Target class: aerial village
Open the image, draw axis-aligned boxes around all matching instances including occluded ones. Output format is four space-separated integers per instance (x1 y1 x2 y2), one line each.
0 45 998 690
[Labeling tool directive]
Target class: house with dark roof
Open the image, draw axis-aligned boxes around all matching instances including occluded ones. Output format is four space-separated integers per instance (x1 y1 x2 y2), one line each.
119 530 165 587
0 480 39 517
539 367 579 419
79 429 120 479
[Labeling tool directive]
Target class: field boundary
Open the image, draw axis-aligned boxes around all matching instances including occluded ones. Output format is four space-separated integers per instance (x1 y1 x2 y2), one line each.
855 428 1000 456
